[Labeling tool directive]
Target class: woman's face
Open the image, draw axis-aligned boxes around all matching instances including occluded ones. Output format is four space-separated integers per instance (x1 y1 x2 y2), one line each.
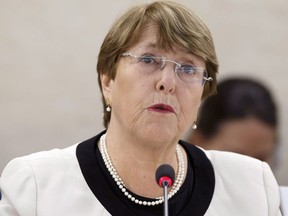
102 24 206 144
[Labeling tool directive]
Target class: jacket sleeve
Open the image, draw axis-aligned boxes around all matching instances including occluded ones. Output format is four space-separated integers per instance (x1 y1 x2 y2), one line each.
0 157 37 216
262 162 282 216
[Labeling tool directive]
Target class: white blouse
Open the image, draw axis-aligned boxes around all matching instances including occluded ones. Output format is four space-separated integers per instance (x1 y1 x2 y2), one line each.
0 133 282 216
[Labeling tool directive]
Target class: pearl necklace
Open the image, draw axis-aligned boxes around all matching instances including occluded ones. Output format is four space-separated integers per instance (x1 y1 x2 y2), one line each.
99 133 185 206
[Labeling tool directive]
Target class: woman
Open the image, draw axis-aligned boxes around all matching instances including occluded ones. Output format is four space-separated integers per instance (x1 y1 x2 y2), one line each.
186 77 278 165
0 1 282 216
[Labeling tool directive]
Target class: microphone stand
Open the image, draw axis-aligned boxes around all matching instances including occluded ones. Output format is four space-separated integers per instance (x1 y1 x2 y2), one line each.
162 180 169 216
155 164 175 216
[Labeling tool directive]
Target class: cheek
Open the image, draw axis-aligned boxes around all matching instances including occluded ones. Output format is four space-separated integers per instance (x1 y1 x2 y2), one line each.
111 68 153 118
177 89 203 132
181 89 202 119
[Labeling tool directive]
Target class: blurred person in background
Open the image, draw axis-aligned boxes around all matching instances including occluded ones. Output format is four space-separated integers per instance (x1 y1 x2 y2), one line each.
185 77 279 168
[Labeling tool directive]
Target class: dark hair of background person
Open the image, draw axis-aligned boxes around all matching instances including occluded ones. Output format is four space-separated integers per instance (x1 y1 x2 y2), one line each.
197 77 277 138
185 77 280 166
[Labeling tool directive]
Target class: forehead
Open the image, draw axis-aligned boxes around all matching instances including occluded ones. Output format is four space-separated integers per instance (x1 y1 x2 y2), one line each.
131 23 192 55
132 24 159 49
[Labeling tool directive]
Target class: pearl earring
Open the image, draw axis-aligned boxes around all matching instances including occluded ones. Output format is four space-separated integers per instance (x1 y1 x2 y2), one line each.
192 122 197 130
105 98 111 112
106 104 111 112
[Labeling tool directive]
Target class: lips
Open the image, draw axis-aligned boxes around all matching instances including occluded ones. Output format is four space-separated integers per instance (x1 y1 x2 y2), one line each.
147 103 175 113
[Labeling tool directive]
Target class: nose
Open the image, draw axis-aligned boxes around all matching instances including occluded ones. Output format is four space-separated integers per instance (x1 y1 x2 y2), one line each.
156 61 177 94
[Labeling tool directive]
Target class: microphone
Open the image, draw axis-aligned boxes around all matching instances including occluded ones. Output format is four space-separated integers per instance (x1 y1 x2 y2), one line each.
155 164 175 216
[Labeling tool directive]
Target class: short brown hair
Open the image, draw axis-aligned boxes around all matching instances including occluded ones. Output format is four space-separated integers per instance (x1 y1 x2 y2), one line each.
97 1 219 128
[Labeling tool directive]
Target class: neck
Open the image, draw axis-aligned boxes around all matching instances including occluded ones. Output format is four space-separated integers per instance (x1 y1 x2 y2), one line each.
101 130 187 198
106 126 179 165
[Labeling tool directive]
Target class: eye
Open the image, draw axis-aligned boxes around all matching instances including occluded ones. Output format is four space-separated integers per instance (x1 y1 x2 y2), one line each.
178 65 197 74
138 55 159 65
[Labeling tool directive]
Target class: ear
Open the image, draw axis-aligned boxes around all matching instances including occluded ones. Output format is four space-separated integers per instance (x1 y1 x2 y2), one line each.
100 73 114 100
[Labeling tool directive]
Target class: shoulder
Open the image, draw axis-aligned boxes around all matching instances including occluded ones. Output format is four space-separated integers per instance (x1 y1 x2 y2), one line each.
204 148 262 167
203 149 281 215
200 147 276 185
180 140 276 180
21 143 78 160
1 132 104 186
1 143 80 182
0 144 79 186
3 144 78 171
0 144 80 216
178 141 281 214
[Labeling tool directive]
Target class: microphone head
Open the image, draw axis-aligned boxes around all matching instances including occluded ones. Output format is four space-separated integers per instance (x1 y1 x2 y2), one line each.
155 164 175 188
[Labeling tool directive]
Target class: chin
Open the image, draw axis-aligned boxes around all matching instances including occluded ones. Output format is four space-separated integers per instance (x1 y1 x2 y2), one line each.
139 126 178 144
131 117 179 142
